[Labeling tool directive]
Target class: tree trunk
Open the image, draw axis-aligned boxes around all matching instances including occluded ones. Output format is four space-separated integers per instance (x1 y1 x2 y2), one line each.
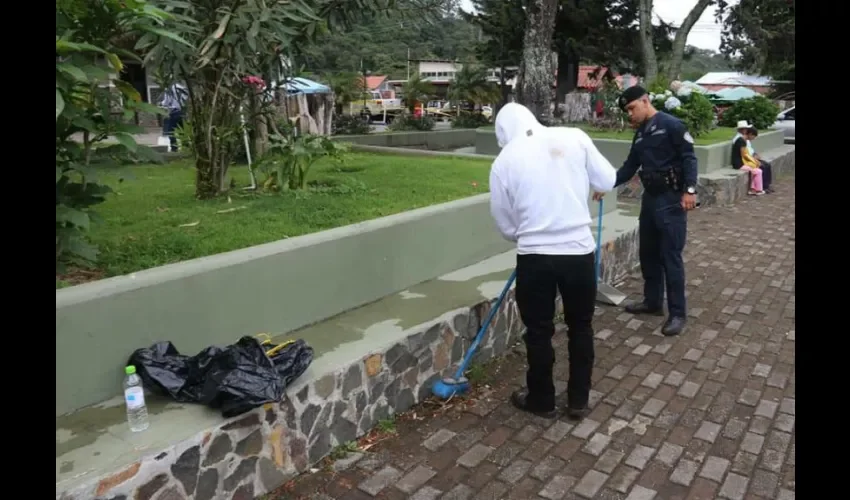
555 49 579 112
666 0 714 81
517 0 559 124
195 156 219 199
638 0 658 85
498 64 509 114
253 115 268 159
563 92 592 123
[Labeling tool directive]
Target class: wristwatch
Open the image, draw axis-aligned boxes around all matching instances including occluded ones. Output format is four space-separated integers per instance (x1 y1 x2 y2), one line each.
686 186 696 195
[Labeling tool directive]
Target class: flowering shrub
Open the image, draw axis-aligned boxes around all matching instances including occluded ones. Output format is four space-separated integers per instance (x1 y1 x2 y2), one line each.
650 87 714 137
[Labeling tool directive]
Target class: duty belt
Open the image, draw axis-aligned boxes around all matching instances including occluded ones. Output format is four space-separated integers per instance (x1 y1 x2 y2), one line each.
639 167 682 195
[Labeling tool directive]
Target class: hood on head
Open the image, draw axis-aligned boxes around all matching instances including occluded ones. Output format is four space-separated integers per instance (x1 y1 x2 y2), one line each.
495 103 542 148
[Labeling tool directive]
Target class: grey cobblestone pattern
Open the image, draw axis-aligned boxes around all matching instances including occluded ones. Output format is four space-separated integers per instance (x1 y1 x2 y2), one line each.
284 176 795 500
618 146 795 206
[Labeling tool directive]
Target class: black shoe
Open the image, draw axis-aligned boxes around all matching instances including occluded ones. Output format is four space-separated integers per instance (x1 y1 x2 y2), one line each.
662 316 687 336
625 301 664 316
510 388 557 419
565 406 590 421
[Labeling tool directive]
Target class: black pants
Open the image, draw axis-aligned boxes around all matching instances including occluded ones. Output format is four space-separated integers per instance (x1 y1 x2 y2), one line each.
515 252 596 411
163 109 184 152
760 160 773 190
639 191 688 317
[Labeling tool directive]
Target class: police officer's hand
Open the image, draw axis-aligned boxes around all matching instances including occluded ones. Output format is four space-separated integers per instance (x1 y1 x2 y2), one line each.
681 193 697 211
592 192 605 201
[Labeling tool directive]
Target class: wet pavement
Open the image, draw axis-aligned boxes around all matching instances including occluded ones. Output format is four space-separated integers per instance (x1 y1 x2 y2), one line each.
269 176 795 500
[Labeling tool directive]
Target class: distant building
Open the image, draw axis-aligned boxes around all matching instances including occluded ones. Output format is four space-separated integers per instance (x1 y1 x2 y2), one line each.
695 72 772 94
411 60 639 99
414 59 461 98
360 75 395 99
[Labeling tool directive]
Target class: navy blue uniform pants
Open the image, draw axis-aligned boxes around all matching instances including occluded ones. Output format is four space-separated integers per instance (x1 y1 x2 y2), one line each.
639 191 687 317
515 252 596 411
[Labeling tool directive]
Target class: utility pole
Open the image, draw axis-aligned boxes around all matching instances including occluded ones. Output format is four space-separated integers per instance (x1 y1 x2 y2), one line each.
407 48 410 80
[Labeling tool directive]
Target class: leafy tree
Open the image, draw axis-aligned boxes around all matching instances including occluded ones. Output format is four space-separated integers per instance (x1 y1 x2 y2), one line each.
466 0 677 111
636 0 727 82
324 72 364 115
141 0 420 200
720 0 795 94
401 73 435 113
677 47 735 81
56 0 185 272
462 0 523 110
447 64 500 114
292 2 475 79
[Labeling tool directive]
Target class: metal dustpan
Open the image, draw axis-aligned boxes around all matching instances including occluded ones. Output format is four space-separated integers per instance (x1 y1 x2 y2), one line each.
595 199 627 306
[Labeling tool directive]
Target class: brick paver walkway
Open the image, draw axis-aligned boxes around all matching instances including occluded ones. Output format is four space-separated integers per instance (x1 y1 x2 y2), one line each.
272 176 795 500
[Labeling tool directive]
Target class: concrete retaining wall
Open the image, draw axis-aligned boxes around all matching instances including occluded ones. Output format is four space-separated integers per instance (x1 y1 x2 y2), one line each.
56 195 514 417
336 129 477 150
475 128 785 174
57 220 644 500
618 145 795 205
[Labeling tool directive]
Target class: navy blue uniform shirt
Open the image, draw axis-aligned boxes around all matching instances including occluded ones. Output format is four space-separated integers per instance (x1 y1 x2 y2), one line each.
614 111 699 189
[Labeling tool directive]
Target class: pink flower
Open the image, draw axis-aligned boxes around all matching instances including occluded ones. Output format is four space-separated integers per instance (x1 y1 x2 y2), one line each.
241 75 266 90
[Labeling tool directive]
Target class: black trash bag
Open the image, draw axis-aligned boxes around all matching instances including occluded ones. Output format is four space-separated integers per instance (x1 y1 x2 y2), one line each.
128 336 313 418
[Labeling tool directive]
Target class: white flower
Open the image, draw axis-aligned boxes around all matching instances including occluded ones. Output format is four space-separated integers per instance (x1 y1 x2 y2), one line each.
664 90 673 96
676 87 693 97
664 96 682 110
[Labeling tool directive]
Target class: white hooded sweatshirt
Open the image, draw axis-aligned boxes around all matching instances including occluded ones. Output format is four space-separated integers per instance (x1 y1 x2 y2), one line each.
489 103 617 255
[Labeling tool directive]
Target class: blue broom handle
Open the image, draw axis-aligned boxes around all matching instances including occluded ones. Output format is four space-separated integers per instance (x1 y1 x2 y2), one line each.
452 269 517 380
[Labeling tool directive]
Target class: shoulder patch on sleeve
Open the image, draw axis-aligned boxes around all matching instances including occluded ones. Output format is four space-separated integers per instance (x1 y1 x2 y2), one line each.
683 131 694 144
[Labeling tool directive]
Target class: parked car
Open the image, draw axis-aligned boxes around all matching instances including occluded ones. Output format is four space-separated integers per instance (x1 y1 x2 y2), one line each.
774 106 795 140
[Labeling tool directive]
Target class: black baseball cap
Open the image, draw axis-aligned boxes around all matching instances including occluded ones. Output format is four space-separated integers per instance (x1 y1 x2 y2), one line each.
618 86 648 111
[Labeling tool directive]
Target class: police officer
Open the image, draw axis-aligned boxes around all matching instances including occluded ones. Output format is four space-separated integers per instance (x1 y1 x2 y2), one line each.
593 86 698 336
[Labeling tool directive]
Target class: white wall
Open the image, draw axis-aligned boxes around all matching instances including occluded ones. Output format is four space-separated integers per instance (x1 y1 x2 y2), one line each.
418 61 461 82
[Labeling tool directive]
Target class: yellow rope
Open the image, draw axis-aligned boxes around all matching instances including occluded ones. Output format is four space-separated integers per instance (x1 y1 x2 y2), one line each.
254 333 295 357
265 340 295 357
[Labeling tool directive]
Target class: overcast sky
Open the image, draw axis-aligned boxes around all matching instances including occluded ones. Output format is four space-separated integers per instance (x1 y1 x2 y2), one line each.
459 0 732 52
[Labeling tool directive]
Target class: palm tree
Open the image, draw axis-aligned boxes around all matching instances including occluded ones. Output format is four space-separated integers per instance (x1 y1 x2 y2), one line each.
324 72 363 115
401 74 435 114
448 65 501 116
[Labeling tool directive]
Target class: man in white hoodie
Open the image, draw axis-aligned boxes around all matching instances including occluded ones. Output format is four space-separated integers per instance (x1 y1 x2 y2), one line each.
489 103 617 420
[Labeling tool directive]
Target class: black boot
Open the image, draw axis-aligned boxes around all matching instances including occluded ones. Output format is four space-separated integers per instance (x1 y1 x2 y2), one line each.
510 388 557 419
565 406 590 421
662 316 687 336
625 301 664 316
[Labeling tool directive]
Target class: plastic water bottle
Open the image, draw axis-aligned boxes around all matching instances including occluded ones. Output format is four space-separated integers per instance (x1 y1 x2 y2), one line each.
124 365 150 432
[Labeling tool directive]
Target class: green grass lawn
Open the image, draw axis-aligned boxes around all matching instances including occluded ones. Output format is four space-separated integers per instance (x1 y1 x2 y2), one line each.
62 152 491 285
479 124 740 145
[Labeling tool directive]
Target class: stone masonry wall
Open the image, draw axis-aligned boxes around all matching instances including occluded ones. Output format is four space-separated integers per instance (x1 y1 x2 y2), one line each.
698 146 795 207
617 146 795 205
58 223 643 500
